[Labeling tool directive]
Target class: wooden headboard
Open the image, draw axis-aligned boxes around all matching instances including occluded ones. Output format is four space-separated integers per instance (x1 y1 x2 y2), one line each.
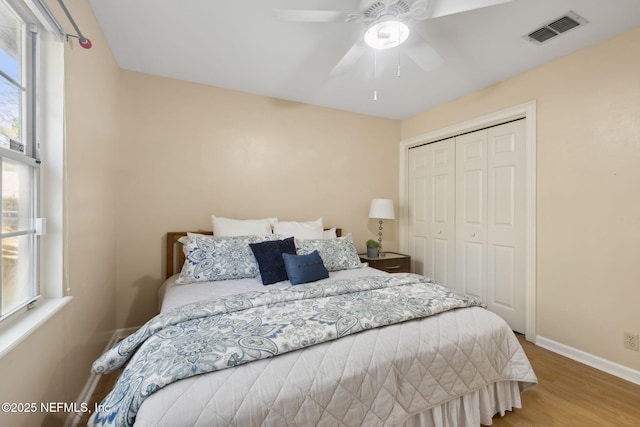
166 228 342 279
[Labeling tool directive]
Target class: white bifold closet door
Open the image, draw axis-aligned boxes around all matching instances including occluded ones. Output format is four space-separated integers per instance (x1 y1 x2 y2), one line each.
408 138 455 286
489 121 526 333
408 120 526 333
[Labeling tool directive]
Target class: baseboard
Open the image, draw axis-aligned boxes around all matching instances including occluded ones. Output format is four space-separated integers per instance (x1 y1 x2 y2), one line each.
65 326 140 427
536 335 640 386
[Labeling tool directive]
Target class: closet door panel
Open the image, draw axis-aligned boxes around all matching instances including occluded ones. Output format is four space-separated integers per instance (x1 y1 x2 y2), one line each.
463 170 484 224
433 174 449 223
493 166 515 226
429 139 455 286
408 139 455 283
431 172 451 284
461 241 484 300
432 237 451 285
492 245 515 306
455 130 487 299
487 120 526 333
413 236 428 276
408 146 431 276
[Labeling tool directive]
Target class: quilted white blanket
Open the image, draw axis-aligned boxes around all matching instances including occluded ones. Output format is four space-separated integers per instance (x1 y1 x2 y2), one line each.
91 273 536 426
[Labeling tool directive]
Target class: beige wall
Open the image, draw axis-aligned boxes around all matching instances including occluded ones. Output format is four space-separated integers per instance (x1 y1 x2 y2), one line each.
0 312 67 427
1 2 638 424
60 0 120 402
403 27 640 371
117 71 400 327
0 0 120 425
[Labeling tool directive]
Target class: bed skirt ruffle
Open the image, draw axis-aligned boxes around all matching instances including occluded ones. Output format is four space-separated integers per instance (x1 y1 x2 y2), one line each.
402 380 522 426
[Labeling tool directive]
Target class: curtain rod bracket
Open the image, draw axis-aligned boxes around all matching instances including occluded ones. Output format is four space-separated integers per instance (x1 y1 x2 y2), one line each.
66 33 92 49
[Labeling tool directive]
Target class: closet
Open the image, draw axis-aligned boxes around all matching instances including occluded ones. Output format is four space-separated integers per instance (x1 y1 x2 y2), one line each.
408 119 526 333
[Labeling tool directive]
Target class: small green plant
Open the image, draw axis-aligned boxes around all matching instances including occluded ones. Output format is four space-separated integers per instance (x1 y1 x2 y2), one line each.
366 239 380 248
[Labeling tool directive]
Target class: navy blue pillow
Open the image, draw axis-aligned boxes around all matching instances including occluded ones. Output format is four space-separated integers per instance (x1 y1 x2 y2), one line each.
249 237 296 285
282 250 329 285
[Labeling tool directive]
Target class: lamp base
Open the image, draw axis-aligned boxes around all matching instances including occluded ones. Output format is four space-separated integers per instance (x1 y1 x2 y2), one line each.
377 219 385 257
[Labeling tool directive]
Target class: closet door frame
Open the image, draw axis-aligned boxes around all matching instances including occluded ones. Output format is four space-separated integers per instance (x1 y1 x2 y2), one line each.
399 101 537 342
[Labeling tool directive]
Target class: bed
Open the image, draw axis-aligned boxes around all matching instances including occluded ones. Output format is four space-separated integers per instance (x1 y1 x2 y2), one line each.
89 222 536 427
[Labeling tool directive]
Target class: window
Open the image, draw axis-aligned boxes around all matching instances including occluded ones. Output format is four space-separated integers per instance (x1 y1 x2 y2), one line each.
0 0 40 320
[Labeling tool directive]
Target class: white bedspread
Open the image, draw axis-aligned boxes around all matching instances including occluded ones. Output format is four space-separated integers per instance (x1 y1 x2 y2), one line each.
132 304 536 426
105 267 538 426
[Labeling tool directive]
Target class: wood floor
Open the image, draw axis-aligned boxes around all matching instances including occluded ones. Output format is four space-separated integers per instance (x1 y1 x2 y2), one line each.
79 369 120 426
491 336 640 426
82 335 640 426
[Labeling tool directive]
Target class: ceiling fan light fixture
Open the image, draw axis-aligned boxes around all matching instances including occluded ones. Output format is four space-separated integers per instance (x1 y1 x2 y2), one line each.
364 19 410 49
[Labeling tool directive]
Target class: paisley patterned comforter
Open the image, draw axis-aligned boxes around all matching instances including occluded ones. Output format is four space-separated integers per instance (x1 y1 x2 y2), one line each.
90 273 483 427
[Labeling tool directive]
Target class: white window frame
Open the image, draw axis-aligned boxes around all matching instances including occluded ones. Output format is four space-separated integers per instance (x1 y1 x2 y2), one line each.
0 0 41 321
0 0 68 356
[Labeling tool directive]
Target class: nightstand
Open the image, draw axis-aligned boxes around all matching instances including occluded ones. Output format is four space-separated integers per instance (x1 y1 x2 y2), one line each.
359 252 411 273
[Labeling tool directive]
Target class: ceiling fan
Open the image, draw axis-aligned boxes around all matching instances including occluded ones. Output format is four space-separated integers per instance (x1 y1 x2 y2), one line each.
277 0 514 76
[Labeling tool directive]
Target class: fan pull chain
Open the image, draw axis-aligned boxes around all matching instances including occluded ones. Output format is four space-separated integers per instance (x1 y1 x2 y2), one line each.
397 21 402 77
373 49 378 101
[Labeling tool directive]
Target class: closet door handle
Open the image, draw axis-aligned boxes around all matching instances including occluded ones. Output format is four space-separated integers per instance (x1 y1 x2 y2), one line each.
471 232 476 237
437 230 442 235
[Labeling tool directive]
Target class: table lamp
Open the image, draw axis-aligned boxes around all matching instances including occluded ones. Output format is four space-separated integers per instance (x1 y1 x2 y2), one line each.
368 198 395 257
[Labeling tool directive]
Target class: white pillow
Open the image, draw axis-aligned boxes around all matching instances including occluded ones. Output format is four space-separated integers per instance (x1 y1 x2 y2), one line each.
211 215 277 236
323 227 337 239
273 218 323 239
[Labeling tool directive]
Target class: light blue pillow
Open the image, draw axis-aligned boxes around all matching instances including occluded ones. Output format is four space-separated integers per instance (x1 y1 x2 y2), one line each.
282 251 329 285
295 233 363 271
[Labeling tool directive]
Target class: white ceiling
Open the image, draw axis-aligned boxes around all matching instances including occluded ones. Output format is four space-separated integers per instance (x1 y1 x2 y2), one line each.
86 0 640 120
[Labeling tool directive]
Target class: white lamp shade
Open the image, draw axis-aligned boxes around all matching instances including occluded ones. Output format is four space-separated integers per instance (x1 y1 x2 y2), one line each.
368 199 395 220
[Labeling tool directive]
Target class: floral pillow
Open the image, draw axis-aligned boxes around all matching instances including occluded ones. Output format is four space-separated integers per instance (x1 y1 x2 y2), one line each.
176 234 277 284
295 233 363 272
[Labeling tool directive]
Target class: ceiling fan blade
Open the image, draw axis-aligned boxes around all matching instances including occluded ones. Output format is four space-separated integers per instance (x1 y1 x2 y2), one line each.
404 41 443 73
430 0 513 19
329 41 366 77
275 9 346 22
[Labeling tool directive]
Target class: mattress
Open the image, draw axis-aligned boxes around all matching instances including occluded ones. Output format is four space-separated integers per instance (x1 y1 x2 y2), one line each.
91 267 537 427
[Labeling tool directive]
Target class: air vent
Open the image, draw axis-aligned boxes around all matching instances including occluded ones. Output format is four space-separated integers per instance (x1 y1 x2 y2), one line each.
528 27 558 44
524 11 588 44
548 16 581 33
